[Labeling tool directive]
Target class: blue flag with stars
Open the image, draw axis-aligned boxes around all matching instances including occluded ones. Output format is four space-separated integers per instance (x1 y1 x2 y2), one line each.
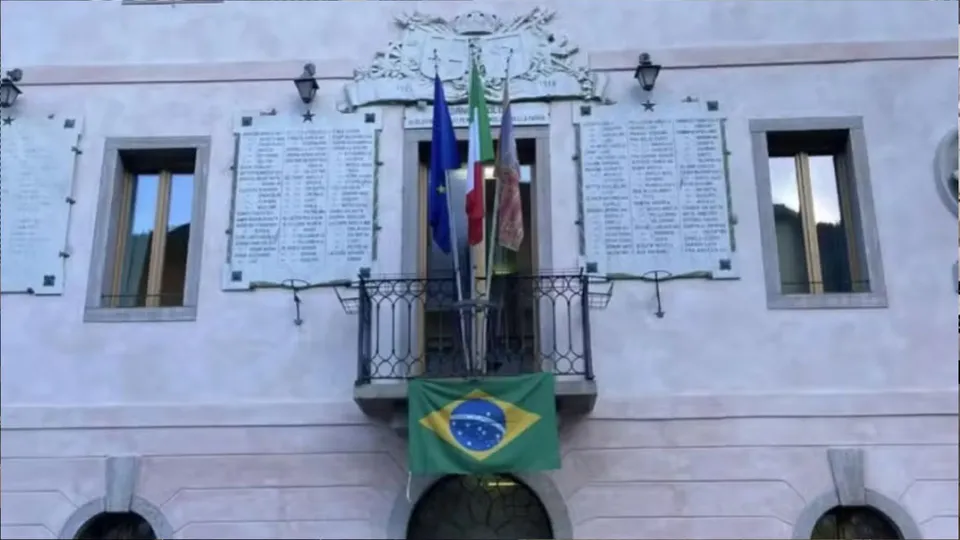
428 74 461 254
408 373 560 474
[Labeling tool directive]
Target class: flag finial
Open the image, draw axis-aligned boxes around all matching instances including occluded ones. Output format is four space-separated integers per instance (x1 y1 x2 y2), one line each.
431 49 440 77
504 48 513 79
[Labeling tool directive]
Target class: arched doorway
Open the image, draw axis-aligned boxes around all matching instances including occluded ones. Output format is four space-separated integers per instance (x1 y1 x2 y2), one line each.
75 512 157 540
407 474 554 540
811 506 903 539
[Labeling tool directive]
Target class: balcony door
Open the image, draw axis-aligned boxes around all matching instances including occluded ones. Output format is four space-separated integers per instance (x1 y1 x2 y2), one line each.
417 137 539 377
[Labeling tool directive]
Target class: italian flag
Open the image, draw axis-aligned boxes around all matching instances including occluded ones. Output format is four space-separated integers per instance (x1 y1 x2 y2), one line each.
464 61 495 246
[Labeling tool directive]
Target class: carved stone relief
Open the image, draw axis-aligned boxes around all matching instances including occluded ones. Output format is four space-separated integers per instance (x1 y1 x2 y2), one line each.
338 8 608 112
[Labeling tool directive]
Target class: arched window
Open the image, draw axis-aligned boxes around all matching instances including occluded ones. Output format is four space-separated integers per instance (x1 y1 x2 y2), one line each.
75 512 157 540
407 474 553 540
811 506 903 540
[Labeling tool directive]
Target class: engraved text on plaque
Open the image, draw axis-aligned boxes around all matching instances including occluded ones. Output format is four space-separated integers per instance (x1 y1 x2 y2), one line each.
224 113 379 290
0 115 81 295
575 104 737 278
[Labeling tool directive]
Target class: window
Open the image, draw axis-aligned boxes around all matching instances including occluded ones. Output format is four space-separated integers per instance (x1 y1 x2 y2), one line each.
85 138 210 322
110 164 193 308
750 118 886 309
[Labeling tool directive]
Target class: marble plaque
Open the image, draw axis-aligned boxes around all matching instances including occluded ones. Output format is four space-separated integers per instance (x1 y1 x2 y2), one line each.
404 102 549 129
574 103 737 279
223 112 380 290
0 114 81 295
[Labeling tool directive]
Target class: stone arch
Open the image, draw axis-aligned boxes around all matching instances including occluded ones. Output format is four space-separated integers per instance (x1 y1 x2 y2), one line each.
791 489 923 539
58 496 174 540
386 472 573 539
934 128 958 216
792 448 924 539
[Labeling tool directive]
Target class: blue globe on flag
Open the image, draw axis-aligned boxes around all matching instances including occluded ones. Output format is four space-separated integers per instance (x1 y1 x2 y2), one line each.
449 398 507 451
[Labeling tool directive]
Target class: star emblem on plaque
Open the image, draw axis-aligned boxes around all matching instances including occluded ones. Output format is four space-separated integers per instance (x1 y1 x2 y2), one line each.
338 8 608 112
0 112 83 296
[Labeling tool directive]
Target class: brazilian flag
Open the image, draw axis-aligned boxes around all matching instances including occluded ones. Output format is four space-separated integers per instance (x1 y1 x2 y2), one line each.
408 373 560 474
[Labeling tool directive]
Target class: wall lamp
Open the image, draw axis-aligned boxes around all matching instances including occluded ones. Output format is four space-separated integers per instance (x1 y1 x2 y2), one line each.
294 63 319 105
0 69 23 108
633 53 661 92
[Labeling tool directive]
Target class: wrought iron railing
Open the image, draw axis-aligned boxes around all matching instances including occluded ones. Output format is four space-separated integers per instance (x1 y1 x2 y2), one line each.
349 272 608 384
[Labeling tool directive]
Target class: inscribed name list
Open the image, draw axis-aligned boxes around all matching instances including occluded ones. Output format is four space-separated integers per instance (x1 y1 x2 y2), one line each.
578 113 734 277
0 116 80 295
227 118 377 288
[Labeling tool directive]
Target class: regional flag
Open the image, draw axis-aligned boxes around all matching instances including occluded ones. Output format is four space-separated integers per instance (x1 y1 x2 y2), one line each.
408 373 560 474
495 75 524 252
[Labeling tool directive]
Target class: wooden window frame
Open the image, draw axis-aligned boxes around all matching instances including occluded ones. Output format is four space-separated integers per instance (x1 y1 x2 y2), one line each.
773 150 866 295
108 170 181 309
85 137 211 323
750 117 887 310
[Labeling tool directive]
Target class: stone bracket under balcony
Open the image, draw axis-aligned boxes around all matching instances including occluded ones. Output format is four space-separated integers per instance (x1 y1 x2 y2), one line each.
354 377 598 421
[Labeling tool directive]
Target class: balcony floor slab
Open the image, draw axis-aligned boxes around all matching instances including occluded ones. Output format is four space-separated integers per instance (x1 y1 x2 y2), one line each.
354 377 597 420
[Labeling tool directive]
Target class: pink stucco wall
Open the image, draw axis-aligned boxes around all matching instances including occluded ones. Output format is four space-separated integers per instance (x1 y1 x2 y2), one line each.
0 1 956 538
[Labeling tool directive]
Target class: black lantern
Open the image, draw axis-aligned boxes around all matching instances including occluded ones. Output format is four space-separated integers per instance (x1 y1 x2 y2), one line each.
0 69 23 108
633 53 661 92
294 63 318 105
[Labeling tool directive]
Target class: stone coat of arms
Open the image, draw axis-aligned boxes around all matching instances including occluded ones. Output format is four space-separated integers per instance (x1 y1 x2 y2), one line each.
338 8 608 112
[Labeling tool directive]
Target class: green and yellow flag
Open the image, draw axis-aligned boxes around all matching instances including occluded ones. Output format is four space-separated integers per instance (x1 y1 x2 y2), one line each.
408 373 560 475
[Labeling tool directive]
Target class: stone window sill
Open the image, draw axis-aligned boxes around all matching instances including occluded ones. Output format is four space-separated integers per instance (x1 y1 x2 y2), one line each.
767 292 888 310
83 306 198 323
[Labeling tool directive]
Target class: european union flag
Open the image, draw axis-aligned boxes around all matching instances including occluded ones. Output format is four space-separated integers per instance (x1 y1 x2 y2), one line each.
408 373 560 474
428 74 461 254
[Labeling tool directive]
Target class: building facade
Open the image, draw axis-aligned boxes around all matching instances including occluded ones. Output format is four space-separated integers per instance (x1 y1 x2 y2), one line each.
0 1 957 539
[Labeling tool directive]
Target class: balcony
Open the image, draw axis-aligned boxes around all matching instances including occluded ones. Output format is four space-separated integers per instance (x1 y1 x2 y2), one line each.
347 272 608 418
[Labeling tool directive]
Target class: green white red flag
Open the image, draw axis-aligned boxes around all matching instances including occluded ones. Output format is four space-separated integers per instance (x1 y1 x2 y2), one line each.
464 60 495 246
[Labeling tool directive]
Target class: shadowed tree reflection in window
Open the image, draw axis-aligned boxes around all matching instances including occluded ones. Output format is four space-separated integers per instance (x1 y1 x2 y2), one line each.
810 506 902 540
767 130 870 296
75 512 157 540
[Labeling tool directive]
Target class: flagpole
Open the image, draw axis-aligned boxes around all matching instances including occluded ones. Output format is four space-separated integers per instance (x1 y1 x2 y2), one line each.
443 169 472 374
480 50 513 370
467 51 487 375
432 51 472 374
